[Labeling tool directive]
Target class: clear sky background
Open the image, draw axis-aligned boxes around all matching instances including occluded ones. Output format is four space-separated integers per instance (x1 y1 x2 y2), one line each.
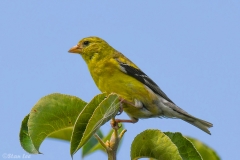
1 1 239 160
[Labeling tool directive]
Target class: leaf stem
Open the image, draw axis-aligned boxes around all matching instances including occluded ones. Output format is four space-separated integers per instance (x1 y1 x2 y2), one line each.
94 119 127 160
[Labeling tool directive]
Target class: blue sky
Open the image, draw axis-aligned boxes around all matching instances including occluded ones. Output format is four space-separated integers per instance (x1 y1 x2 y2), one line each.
1 1 239 160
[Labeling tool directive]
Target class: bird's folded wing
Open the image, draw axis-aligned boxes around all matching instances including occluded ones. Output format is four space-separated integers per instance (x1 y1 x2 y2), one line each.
115 56 175 104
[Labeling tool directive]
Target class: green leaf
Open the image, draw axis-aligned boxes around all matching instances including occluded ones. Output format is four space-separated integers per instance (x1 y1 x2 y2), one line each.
19 114 39 154
70 93 107 156
186 137 220 160
48 127 73 141
27 93 87 153
71 93 120 156
131 129 182 160
164 132 202 160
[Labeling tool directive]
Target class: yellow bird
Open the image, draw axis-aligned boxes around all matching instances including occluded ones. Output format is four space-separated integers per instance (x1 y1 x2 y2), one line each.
68 36 213 134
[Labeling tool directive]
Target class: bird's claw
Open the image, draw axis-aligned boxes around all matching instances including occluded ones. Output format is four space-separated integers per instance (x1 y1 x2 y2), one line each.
116 97 124 115
116 105 123 115
110 119 121 130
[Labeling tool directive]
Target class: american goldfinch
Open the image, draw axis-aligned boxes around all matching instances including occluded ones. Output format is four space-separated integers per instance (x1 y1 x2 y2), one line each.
68 37 213 134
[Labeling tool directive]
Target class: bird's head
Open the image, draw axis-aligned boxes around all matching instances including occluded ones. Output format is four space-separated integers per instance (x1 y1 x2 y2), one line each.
68 36 114 63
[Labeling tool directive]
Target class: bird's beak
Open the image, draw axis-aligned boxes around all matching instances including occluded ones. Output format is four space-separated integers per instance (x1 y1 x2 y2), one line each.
68 45 82 54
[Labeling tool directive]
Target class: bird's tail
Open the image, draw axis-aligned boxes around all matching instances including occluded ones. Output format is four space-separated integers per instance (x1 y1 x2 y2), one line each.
161 101 213 135
182 117 213 135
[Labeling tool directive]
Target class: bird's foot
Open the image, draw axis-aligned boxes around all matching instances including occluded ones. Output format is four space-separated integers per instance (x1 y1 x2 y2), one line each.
116 100 124 115
110 118 138 129
110 119 121 129
116 97 133 116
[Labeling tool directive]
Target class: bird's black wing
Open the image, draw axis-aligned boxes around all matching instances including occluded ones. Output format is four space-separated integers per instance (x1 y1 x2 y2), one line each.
116 59 175 104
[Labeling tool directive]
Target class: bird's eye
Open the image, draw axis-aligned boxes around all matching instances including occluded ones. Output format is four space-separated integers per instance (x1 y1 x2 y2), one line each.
83 41 90 47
